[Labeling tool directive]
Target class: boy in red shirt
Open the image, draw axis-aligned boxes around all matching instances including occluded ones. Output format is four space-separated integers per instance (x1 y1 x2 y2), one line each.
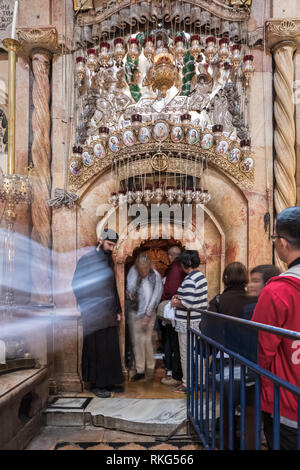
252 206 300 450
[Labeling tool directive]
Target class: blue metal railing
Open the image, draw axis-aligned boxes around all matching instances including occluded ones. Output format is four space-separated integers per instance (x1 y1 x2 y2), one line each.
186 308 300 450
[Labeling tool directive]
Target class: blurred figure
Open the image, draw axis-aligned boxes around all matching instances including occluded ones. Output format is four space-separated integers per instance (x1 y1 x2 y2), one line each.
247 264 281 298
171 250 208 393
72 229 123 398
158 245 185 386
252 207 300 450
126 253 163 382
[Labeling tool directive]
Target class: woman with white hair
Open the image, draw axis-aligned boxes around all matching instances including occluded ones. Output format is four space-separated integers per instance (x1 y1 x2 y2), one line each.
126 253 163 381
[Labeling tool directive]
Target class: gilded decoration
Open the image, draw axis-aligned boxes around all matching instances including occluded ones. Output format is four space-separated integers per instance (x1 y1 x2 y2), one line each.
69 0 255 204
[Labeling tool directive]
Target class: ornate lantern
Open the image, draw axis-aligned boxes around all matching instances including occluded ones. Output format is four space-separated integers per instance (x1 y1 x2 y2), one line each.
165 186 175 205
231 44 242 67
99 42 111 67
128 38 140 62
154 181 164 205
144 185 154 206
75 57 86 83
219 38 230 62
152 52 175 97
205 36 217 63
190 35 202 60
144 36 155 62
86 48 98 72
242 54 255 86
114 38 125 66
174 36 186 62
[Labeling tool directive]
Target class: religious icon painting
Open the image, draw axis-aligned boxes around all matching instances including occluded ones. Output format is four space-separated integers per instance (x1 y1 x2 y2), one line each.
109 136 121 152
187 128 199 145
228 147 241 164
201 133 214 150
138 126 151 143
153 122 169 142
123 130 135 147
69 160 82 176
82 151 94 167
216 140 229 155
171 126 184 143
93 142 106 159
240 157 254 173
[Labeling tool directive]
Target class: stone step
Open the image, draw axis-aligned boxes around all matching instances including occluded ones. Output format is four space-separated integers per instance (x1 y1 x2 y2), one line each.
43 397 187 436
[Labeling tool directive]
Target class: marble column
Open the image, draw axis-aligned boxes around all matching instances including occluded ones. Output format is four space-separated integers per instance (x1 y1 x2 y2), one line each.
266 20 300 270
17 27 59 303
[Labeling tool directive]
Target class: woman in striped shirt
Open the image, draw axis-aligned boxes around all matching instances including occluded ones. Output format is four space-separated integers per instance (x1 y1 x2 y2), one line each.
171 250 208 393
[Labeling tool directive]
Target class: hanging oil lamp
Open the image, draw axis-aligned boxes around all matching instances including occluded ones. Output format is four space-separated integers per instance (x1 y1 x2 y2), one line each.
99 42 111 67
190 35 202 60
118 190 127 206
185 187 193 205
86 48 98 72
144 185 154 206
109 192 118 207
165 186 175 205
174 36 186 63
231 44 242 67
219 38 230 63
126 190 136 205
128 38 140 62
134 186 143 205
205 36 217 63
242 55 255 87
175 186 185 204
75 57 86 84
200 189 211 205
154 181 164 206
113 38 125 67
193 188 202 204
144 36 155 62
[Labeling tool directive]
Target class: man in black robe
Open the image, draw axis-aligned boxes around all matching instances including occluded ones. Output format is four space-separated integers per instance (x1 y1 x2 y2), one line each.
72 228 123 398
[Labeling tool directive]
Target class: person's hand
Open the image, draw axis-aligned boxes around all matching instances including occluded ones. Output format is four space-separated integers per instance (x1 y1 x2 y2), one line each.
117 313 121 322
171 295 178 308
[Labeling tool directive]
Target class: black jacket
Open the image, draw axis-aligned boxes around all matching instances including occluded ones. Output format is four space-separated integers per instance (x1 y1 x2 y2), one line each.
72 247 121 335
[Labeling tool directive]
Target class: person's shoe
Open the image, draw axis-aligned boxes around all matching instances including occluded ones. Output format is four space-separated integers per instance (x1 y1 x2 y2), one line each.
91 388 111 398
130 373 145 382
106 385 124 393
174 383 187 393
161 376 181 387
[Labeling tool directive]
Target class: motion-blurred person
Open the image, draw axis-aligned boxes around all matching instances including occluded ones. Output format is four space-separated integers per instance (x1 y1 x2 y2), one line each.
171 250 208 393
158 245 185 386
126 253 163 382
252 207 300 450
72 229 123 398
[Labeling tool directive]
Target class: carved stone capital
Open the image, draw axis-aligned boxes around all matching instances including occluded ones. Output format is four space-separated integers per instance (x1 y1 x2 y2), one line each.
266 19 300 52
17 27 59 57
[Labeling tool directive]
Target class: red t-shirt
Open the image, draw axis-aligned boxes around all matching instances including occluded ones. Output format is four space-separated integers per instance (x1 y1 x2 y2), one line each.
161 260 186 301
252 270 300 422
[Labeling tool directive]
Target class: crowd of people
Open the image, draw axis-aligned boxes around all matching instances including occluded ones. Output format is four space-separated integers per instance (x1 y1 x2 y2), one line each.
72 206 300 450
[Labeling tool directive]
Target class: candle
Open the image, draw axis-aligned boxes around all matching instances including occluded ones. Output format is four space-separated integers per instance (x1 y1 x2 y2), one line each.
11 1 18 40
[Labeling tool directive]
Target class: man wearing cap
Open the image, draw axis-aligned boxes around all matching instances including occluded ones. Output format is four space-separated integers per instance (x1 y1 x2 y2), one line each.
72 228 123 398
